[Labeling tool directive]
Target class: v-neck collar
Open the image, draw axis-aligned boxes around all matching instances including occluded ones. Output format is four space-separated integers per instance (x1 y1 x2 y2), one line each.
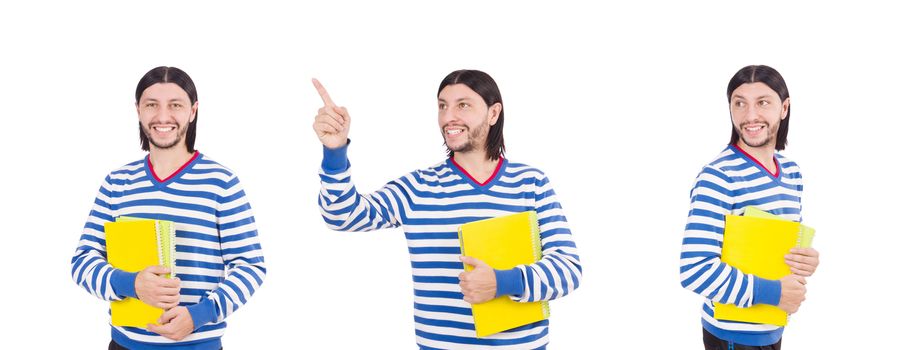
448 156 505 190
145 151 200 187
730 144 780 179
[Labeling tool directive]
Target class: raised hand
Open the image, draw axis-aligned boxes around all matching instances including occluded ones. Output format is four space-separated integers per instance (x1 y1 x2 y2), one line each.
312 78 350 149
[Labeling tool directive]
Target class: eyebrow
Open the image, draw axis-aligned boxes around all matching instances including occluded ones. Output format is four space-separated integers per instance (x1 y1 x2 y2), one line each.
438 97 474 103
141 98 188 103
732 94 774 101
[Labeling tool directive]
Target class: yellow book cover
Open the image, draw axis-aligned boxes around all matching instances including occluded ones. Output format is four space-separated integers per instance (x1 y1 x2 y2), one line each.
713 208 815 326
458 211 549 337
105 218 176 328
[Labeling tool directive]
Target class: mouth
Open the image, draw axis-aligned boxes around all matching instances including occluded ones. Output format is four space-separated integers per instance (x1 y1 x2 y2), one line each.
742 124 766 135
444 126 465 136
151 124 177 133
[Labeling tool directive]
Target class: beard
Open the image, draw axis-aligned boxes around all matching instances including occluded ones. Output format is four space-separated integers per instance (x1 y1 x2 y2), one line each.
445 120 490 154
142 121 187 150
736 121 779 148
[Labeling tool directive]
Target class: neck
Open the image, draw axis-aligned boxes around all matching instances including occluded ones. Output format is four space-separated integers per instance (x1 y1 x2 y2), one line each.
736 142 776 173
148 146 194 180
453 150 499 184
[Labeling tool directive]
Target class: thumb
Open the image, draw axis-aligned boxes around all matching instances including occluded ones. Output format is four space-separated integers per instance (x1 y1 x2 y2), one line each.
460 256 488 268
146 265 171 275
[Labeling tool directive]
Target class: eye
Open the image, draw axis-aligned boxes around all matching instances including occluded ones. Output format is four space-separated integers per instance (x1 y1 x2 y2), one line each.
758 100 770 107
459 102 469 109
438 103 446 110
733 101 746 108
171 103 184 110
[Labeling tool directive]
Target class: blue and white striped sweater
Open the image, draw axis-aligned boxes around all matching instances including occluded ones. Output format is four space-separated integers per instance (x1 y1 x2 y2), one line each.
680 145 803 346
319 145 582 349
71 152 266 350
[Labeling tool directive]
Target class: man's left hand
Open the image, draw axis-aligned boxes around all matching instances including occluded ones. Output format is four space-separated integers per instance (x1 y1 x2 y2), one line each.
459 256 497 304
147 306 194 341
786 247 820 277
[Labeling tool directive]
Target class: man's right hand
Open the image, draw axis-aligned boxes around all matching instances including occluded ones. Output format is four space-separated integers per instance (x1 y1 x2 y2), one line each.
135 265 181 309
777 274 806 314
312 78 350 149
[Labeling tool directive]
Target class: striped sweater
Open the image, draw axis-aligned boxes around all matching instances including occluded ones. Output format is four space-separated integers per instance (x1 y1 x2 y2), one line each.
318 145 582 349
679 145 803 346
71 152 266 350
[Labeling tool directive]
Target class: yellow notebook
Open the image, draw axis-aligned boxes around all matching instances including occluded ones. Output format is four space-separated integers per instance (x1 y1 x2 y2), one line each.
458 211 549 337
714 207 815 326
105 217 177 328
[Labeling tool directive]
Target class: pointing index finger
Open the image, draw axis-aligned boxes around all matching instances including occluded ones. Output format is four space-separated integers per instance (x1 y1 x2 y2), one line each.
312 78 336 107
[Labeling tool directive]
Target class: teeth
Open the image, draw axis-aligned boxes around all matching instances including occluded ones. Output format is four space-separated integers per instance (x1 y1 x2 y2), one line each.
154 126 175 132
447 129 463 135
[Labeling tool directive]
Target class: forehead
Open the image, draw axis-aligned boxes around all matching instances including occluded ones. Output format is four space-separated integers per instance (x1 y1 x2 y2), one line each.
438 84 481 101
731 82 779 99
140 83 190 101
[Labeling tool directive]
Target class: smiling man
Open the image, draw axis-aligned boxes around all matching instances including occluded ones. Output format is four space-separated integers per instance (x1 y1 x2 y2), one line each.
313 69 582 349
71 66 266 350
680 65 820 350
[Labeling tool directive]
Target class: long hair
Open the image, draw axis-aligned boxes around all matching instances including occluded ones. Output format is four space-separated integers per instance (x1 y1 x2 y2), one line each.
437 70 505 161
727 65 790 150
135 66 198 152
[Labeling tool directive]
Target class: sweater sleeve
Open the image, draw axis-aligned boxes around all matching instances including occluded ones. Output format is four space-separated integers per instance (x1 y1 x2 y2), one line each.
318 144 404 232
678 166 781 308
186 176 267 330
71 176 136 301
501 174 583 302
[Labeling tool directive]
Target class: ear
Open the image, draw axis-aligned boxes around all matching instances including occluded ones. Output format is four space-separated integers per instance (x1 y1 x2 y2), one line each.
488 103 502 126
190 101 199 123
781 98 790 120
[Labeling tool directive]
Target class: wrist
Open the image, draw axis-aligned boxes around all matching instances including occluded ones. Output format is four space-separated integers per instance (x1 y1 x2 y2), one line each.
111 270 138 299
752 276 782 306
494 268 525 298
322 139 350 172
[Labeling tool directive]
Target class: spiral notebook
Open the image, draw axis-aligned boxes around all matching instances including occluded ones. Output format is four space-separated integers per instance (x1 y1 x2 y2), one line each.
713 207 815 326
105 217 177 328
458 211 549 337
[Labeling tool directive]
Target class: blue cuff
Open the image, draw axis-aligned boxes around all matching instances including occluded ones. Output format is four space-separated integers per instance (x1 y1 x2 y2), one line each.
110 270 138 299
186 297 217 331
494 268 525 298
322 141 350 172
752 276 782 306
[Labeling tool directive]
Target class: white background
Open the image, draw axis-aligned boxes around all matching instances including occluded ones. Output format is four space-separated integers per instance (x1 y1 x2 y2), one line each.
1 1 900 348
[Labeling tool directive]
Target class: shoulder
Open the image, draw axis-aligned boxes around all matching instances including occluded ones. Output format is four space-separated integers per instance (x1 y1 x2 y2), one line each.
503 159 547 180
776 152 803 177
103 158 147 184
191 153 238 179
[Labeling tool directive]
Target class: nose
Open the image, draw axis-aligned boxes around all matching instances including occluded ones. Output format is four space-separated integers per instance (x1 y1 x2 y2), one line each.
439 107 457 126
742 103 760 122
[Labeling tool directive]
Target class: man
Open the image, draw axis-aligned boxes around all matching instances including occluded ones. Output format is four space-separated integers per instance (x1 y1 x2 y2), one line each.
71 66 266 350
313 70 582 349
680 65 820 349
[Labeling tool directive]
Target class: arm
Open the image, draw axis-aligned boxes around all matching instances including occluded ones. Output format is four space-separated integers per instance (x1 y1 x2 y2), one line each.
678 167 781 308
318 143 403 231
70 176 133 301
497 175 582 302
312 79 403 232
184 176 267 331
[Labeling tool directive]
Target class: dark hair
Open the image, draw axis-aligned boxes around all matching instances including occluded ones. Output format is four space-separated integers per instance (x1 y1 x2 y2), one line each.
135 66 198 152
437 69 505 161
727 65 790 150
